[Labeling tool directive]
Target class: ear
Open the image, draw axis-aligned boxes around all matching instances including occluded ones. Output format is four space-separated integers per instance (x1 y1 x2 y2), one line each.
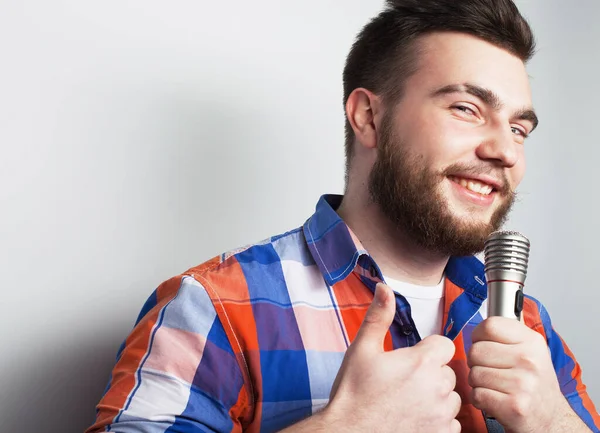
345 88 382 151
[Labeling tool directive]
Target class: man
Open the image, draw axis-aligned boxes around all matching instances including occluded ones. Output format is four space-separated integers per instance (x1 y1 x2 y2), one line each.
87 0 600 432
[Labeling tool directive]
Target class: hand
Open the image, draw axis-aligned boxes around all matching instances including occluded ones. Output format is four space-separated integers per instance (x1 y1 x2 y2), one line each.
467 317 584 433
322 283 461 433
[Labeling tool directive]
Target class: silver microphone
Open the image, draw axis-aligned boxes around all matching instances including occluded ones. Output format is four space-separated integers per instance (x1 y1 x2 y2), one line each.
484 230 530 319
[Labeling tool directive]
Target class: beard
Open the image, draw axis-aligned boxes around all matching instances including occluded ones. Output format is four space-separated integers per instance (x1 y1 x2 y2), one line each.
368 115 516 257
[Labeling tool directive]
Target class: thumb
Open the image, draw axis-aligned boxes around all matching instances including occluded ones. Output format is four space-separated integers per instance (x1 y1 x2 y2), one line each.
352 283 396 352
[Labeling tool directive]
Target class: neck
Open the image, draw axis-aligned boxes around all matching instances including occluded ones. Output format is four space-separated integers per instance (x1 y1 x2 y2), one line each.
337 190 449 287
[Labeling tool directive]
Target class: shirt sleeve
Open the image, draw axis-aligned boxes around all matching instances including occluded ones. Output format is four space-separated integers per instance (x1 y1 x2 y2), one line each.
86 275 247 433
538 302 600 432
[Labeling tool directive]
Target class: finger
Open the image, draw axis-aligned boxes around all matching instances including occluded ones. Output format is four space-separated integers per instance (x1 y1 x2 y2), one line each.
467 341 518 369
415 334 456 365
352 283 396 352
471 317 530 345
450 418 462 433
470 387 510 419
442 364 457 394
469 366 529 394
449 390 462 418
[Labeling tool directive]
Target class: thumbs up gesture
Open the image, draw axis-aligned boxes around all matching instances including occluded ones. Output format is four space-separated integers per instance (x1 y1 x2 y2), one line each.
324 283 462 433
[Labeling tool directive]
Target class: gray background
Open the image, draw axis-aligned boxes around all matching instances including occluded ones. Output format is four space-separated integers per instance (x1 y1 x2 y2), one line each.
0 1 597 431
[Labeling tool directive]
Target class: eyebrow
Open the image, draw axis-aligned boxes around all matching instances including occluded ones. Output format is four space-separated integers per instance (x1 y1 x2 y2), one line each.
431 83 539 132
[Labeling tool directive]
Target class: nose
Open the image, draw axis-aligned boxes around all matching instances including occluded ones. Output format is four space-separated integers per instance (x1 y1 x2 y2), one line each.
475 127 519 168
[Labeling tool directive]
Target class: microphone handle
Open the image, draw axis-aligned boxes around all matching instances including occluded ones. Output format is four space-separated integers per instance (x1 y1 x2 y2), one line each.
484 279 526 430
487 280 524 320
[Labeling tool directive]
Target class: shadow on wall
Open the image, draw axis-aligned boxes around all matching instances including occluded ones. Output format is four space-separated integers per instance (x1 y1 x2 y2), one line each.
5 93 272 432
2 334 121 432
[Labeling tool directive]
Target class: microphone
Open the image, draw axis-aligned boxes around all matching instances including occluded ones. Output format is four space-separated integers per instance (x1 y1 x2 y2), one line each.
484 230 530 320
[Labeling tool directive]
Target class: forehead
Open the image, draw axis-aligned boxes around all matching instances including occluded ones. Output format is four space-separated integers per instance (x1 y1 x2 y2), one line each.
406 32 533 108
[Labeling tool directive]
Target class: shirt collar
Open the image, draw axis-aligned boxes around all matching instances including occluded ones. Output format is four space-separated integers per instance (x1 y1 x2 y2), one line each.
303 194 368 286
302 194 487 299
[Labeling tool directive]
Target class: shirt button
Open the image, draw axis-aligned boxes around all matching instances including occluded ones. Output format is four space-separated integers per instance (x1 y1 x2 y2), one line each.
402 324 414 336
370 265 377 278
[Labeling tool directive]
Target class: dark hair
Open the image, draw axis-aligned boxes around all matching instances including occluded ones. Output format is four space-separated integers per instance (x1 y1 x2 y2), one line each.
342 0 536 176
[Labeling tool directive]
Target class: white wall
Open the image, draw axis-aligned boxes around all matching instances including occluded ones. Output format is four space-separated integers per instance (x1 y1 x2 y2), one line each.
507 0 600 406
0 1 597 431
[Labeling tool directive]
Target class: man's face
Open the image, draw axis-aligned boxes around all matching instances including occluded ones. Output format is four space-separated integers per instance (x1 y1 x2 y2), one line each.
369 32 536 256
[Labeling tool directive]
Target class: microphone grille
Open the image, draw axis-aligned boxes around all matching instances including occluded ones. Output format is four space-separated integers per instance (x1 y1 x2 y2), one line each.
484 230 530 276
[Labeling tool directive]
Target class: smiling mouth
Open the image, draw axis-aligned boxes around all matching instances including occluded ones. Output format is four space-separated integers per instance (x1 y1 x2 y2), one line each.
448 175 495 196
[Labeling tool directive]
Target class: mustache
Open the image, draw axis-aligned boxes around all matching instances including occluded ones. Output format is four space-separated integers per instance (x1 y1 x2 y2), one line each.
441 163 513 196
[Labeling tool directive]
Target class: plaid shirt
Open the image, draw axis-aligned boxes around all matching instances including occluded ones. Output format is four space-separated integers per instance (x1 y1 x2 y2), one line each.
88 194 600 433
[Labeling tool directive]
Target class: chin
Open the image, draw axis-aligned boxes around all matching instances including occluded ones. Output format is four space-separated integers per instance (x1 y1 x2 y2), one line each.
455 209 495 225
445 201 496 224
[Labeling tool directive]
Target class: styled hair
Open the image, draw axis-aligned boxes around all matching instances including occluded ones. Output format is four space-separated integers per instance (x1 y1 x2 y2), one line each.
342 0 536 175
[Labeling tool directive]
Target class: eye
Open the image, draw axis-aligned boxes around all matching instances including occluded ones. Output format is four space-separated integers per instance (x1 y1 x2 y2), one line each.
452 104 477 117
511 126 529 138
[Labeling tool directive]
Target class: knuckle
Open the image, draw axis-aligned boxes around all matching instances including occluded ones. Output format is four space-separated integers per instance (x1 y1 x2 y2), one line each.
467 366 479 387
438 392 462 427
510 394 531 417
513 374 525 390
420 335 455 361
479 317 494 334
428 334 446 342
467 342 484 366
471 387 485 409
437 375 454 396
416 351 434 369
451 390 462 411
517 351 537 369
512 373 532 392
451 418 462 433
469 365 492 389
441 402 456 421
447 367 458 387
361 309 382 325
424 334 449 347
440 335 457 352
483 317 504 336
466 352 475 369
420 334 442 350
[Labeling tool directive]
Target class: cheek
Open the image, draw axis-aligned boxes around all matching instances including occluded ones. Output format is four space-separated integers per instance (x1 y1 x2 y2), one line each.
511 152 527 188
411 116 472 161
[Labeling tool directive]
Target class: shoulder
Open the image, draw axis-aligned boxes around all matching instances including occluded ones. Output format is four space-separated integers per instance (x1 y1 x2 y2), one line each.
180 226 314 301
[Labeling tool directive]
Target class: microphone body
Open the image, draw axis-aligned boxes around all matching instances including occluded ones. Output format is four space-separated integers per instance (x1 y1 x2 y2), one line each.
484 231 530 320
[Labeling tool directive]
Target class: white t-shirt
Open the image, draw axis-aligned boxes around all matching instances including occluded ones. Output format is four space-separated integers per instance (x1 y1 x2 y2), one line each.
384 275 445 338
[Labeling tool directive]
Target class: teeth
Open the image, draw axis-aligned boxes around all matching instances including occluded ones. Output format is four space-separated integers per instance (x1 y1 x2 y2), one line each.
450 176 493 196
468 181 482 193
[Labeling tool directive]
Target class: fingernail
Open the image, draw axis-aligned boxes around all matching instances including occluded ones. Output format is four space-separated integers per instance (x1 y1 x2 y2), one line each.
375 283 387 307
